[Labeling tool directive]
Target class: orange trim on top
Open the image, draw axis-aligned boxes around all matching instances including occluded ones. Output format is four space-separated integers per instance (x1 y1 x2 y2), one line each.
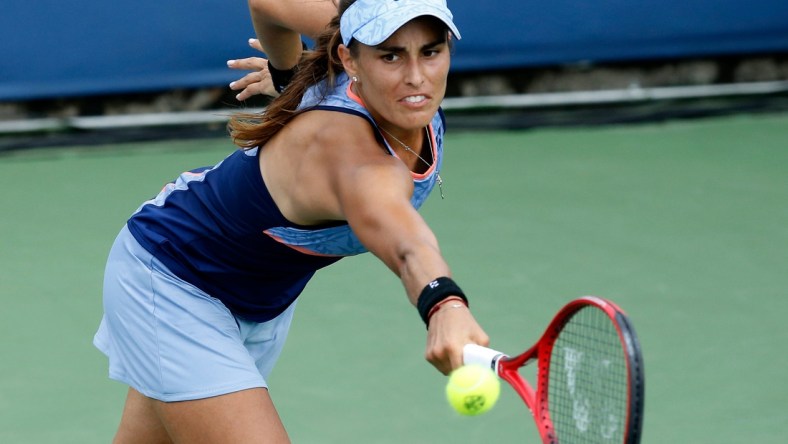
263 230 342 258
345 82 437 180
346 82 364 107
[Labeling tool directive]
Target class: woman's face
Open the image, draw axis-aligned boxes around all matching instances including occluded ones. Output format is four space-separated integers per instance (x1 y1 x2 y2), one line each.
340 17 451 133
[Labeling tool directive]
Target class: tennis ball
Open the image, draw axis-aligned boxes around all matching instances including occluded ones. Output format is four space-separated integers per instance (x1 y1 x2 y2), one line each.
445 364 500 416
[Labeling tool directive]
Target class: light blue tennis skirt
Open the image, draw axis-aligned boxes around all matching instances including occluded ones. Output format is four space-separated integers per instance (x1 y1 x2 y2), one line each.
93 225 296 402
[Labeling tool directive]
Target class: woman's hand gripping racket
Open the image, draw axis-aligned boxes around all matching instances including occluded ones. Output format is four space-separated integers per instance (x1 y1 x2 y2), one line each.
464 296 645 444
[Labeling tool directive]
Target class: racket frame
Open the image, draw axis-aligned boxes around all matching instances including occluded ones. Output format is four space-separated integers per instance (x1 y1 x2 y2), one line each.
464 296 645 444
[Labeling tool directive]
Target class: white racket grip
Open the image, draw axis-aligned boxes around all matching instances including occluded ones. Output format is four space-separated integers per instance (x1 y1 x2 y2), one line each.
463 344 506 373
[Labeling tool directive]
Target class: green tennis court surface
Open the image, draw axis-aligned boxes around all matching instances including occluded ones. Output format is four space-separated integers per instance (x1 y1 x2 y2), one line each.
1 112 786 443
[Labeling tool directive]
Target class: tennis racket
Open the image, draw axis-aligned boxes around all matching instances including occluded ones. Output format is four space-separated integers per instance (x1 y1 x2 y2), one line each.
464 296 645 444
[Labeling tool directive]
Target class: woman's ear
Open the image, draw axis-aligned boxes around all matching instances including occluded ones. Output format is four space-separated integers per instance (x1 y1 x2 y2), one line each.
337 44 357 79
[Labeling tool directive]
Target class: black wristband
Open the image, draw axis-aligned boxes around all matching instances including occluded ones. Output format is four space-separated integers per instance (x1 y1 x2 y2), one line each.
267 42 308 93
267 61 297 93
417 277 468 327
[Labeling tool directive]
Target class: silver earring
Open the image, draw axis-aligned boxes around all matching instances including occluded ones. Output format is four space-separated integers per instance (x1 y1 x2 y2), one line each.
352 76 359 83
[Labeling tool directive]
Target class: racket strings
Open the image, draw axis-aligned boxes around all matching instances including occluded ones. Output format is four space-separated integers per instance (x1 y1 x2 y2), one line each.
547 306 630 443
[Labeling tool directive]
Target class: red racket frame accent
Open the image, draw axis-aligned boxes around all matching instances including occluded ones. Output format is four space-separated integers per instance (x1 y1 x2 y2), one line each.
490 296 644 444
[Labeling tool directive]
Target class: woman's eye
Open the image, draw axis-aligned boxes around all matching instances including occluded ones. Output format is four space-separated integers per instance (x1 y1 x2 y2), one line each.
382 53 399 62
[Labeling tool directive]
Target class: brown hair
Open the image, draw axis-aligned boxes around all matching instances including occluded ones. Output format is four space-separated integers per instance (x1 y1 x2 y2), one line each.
228 0 358 150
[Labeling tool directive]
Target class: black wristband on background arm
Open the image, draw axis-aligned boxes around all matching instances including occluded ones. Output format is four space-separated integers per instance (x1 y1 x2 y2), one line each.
267 61 296 93
416 277 468 327
267 41 308 93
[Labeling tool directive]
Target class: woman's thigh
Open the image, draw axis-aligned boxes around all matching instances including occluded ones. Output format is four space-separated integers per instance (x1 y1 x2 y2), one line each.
115 387 290 443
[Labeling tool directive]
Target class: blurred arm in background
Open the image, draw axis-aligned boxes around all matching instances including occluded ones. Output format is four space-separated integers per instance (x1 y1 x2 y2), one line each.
228 0 338 99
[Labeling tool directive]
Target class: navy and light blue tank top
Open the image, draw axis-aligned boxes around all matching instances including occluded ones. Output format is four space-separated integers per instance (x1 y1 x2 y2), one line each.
127 73 447 322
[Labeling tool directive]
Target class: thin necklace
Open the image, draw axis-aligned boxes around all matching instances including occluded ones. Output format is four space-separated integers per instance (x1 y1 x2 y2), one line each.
379 126 445 199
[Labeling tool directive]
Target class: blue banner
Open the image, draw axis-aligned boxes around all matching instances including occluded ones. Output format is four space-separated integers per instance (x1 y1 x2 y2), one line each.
2 0 787 101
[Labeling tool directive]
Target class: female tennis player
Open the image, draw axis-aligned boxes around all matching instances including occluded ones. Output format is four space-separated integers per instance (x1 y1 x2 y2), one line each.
94 0 489 441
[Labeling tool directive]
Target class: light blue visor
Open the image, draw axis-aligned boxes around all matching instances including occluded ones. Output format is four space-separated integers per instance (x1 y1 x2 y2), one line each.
340 0 461 47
